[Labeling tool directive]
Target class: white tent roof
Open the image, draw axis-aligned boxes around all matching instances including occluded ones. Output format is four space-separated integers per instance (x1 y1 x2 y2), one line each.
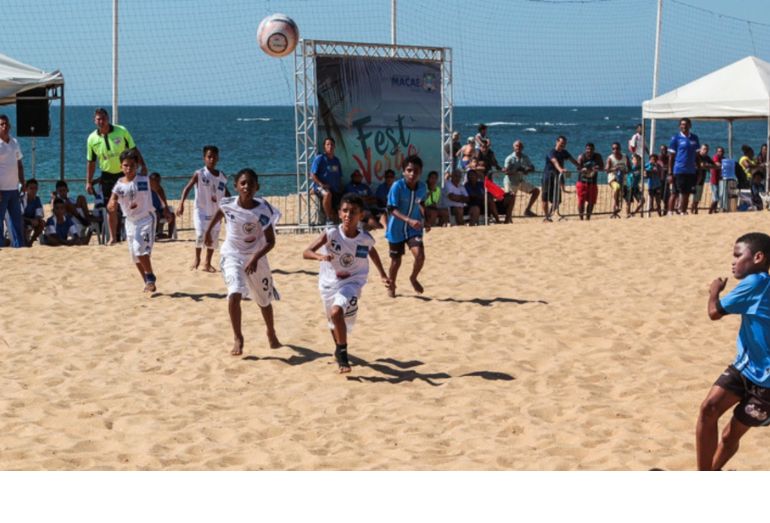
0 52 64 106
642 56 770 120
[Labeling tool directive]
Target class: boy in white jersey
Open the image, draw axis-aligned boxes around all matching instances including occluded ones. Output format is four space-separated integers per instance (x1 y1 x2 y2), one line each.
177 145 228 272
205 168 281 356
303 193 390 373
107 149 158 292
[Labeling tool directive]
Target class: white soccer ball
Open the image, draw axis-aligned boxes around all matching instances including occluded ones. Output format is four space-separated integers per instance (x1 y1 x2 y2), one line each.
257 13 299 58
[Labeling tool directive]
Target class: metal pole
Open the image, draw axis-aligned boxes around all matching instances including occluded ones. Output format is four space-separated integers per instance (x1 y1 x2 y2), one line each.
112 0 119 123
60 84 65 181
391 0 397 46
650 0 663 150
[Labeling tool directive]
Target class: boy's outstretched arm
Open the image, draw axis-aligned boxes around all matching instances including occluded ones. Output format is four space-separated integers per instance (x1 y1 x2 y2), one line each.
245 225 276 274
203 209 224 248
303 232 331 261
176 173 198 216
368 246 391 286
708 277 728 320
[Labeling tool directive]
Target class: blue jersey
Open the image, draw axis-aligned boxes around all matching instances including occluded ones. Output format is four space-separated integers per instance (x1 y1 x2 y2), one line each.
375 182 391 207
668 132 700 175
22 196 43 219
720 272 770 387
45 215 78 241
344 182 373 198
311 154 343 193
151 190 164 214
385 178 427 243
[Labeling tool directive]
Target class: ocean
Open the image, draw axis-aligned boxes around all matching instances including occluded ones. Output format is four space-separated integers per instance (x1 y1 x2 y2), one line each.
8 105 768 198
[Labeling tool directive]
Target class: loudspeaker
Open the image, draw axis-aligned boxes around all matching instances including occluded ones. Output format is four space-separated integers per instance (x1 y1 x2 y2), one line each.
16 88 50 137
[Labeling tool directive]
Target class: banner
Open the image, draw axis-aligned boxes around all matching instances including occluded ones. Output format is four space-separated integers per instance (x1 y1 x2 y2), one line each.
316 56 442 185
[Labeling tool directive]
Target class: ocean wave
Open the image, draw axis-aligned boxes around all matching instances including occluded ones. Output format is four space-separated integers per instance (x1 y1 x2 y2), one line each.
237 117 272 122
470 121 524 127
523 127 537 132
535 121 577 126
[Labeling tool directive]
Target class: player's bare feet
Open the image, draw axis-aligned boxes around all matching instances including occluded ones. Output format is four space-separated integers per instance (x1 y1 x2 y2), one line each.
231 336 244 356
202 264 217 273
190 259 200 270
335 346 351 373
143 281 156 293
409 276 424 294
108 240 118 246
387 285 396 298
267 333 282 349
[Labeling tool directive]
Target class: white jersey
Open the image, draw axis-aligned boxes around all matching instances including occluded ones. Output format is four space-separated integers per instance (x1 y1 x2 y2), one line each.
318 225 375 288
112 173 154 221
219 196 281 257
194 167 227 218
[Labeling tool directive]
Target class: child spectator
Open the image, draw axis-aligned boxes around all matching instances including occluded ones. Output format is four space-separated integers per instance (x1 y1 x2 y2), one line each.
205 168 281 356
177 145 228 272
21 178 45 245
445 169 470 226
50 179 93 232
624 154 643 217
303 193 390 373
692 144 714 214
107 149 158 292
464 169 485 226
698 232 770 470
42 198 82 246
424 170 449 227
149 172 175 239
605 142 629 218
374 169 396 229
644 154 663 217
385 155 427 298
344 169 380 230
576 143 602 221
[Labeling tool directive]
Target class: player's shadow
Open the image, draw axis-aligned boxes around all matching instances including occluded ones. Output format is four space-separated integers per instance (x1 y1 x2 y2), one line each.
407 295 548 306
159 291 228 302
272 269 319 276
242 344 328 366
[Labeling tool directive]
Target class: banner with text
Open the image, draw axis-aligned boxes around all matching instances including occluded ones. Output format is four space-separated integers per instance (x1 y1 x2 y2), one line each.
316 56 441 185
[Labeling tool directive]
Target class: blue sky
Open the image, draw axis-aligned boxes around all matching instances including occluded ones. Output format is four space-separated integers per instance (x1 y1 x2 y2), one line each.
3 0 770 106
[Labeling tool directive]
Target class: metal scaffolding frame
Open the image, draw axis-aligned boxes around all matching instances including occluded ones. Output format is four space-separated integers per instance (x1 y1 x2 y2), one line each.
293 39 453 231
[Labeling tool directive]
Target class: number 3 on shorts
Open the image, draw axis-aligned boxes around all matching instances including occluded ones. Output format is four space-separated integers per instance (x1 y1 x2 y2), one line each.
262 277 270 292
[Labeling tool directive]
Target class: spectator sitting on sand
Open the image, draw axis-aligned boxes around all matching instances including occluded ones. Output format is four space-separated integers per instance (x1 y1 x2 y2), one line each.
43 198 89 246
149 172 176 239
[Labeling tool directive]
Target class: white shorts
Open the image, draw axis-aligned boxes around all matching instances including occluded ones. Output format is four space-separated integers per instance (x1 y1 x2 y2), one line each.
194 211 220 248
126 214 155 263
220 254 277 307
320 282 363 331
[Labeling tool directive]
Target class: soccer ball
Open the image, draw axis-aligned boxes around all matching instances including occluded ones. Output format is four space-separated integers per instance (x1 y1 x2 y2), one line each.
257 14 299 58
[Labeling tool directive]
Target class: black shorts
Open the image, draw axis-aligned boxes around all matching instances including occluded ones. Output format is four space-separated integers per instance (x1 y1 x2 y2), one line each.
674 173 696 195
389 236 422 258
715 365 770 427
541 174 561 204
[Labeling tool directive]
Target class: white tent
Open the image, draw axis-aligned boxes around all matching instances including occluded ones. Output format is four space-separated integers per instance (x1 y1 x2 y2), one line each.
642 55 770 191
0 52 65 179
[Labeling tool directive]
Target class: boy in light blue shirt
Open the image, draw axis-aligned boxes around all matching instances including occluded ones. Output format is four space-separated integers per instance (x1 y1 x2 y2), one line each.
697 232 770 470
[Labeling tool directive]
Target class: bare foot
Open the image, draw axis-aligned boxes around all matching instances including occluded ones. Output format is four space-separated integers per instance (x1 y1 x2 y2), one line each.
202 265 217 273
410 276 424 294
143 281 156 293
338 364 351 374
267 333 282 349
190 259 200 270
108 240 118 246
387 286 396 298
231 337 244 356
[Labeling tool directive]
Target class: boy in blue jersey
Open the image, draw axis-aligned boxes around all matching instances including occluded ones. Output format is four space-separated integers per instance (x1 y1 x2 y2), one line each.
385 155 427 298
697 232 770 470
21 178 45 245
43 198 81 246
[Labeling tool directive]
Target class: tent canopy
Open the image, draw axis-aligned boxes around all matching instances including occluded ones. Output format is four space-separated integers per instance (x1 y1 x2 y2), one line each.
643 56 770 120
0 52 64 106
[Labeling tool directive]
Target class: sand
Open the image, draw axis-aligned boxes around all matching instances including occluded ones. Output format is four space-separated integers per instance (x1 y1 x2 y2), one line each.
1 209 769 470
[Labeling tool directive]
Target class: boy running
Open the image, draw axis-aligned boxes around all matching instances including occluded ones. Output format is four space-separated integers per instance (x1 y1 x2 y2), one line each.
385 155 427 298
107 149 158 292
697 232 770 470
303 193 390 373
177 145 228 272
205 168 281 356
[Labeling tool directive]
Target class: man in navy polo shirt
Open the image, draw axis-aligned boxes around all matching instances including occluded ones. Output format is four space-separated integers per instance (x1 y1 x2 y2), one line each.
667 118 700 215
542 135 578 221
311 137 343 224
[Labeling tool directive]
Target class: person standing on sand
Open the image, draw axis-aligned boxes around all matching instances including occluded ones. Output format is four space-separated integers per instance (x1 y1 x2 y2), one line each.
0 114 25 247
667 117 700 215
542 136 577 221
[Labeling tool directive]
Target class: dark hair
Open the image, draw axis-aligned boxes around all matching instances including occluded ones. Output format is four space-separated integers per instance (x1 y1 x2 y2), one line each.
585 142 595 149
94 107 109 118
737 233 770 266
340 193 364 210
384 169 395 178
557 135 567 143
649 154 658 161
25 178 38 187
120 148 139 162
324 137 335 146
55 180 68 189
680 117 692 126
478 124 487 132
52 197 66 207
351 169 362 179
402 155 423 170
427 170 439 179
235 167 258 185
0 114 8 124
612 142 621 149
202 145 219 156
742 145 753 156
149 172 161 180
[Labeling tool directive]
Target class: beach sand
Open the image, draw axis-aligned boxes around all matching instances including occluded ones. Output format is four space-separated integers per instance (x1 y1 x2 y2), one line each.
1 209 768 470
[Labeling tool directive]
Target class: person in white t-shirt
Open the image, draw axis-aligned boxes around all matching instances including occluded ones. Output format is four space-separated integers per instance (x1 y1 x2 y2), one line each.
303 193 390 373
107 149 158 292
0 114 25 248
205 168 281 356
177 145 228 272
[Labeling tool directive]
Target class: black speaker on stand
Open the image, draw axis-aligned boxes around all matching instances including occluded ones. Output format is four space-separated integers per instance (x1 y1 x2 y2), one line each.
16 88 50 137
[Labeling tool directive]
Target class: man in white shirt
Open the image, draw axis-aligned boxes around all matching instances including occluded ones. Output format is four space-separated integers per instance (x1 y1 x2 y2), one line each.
0 115 25 247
